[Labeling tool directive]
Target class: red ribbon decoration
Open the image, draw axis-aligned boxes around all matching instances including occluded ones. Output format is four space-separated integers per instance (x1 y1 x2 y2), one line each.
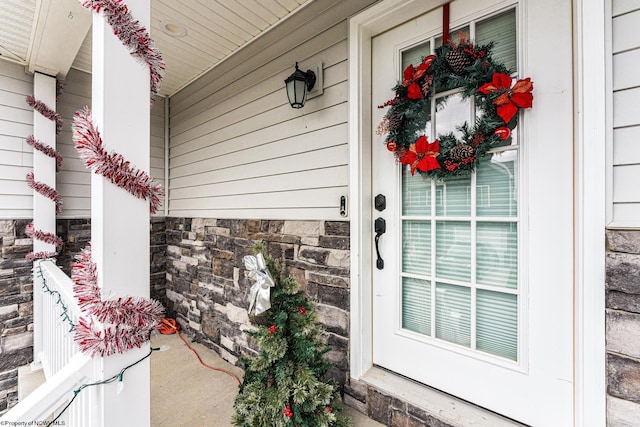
443 2 451 44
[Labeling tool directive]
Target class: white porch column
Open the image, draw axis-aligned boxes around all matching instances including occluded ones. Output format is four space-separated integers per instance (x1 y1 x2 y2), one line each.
32 72 57 366
91 1 151 426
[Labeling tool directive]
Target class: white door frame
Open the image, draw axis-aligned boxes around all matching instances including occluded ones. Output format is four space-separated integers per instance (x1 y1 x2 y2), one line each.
347 0 606 425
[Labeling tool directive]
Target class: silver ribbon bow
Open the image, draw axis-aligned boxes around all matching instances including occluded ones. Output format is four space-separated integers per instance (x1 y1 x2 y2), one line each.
244 253 275 316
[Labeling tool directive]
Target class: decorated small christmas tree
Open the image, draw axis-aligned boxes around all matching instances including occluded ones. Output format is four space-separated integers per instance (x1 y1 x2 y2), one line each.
232 246 350 427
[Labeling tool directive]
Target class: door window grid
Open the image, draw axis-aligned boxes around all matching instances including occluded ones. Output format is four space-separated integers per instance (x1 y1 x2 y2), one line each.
399 9 520 361
401 163 519 360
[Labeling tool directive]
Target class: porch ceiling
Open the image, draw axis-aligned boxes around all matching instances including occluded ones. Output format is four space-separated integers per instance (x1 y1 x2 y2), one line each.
0 0 313 97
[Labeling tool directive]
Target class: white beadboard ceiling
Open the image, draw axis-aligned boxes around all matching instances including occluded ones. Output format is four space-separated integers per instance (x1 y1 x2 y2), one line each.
0 0 313 97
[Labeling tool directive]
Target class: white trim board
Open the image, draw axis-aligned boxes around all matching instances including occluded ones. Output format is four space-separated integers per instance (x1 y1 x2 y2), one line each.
573 0 607 425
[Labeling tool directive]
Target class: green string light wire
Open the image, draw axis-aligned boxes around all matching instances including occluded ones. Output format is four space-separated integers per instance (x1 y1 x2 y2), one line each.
35 261 76 332
46 347 161 426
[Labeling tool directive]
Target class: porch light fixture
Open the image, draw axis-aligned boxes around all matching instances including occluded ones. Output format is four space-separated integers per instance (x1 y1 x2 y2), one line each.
285 62 316 108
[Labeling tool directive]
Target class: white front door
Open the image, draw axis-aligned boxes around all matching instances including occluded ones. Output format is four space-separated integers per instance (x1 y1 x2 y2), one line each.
370 1 574 425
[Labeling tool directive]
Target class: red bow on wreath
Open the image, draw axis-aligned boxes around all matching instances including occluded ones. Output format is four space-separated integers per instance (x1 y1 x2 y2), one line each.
402 55 436 99
478 72 534 124
400 135 441 175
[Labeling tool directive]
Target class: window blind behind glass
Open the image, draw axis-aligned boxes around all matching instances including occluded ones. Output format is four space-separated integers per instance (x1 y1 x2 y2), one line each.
476 9 517 73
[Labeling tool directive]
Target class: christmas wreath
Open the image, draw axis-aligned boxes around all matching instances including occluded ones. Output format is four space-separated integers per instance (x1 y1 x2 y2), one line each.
377 36 533 179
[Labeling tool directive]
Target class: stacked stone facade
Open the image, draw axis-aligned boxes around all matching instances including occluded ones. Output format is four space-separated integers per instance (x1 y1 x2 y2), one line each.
150 217 167 306
345 380 456 427
606 230 640 425
56 219 91 274
164 218 350 385
0 220 33 415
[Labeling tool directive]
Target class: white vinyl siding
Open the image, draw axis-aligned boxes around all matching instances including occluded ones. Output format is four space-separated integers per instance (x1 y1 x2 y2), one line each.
150 97 166 215
167 1 378 220
57 68 92 218
611 1 640 227
0 61 33 218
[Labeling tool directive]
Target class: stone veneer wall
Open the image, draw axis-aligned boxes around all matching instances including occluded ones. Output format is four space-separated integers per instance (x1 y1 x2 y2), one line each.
150 217 167 307
345 379 460 427
0 220 33 415
164 218 350 386
56 219 92 274
605 230 640 425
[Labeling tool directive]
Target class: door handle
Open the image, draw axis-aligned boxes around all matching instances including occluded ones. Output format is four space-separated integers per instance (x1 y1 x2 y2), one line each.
375 217 386 270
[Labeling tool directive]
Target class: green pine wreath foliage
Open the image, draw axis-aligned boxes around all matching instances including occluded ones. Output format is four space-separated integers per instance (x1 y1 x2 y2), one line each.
377 36 533 179
232 245 350 427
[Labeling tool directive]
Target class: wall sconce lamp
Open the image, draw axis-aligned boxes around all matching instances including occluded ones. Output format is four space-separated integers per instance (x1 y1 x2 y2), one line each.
285 62 316 108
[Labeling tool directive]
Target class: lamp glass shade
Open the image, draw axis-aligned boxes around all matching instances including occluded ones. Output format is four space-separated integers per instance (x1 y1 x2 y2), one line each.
285 74 308 108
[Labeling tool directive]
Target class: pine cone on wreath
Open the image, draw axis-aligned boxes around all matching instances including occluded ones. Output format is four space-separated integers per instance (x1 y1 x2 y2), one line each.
449 144 476 162
446 47 473 74
386 111 403 132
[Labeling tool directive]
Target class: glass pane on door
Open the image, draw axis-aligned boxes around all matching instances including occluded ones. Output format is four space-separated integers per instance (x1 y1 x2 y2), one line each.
402 277 432 335
476 290 518 360
477 222 518 288
435 283 471 346
435 175 471 216
476 153 518 217
403 221 431 275
436 221 471 281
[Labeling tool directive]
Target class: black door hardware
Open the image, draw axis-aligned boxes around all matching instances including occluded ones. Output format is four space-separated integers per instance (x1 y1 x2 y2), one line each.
374 217 386 270
375 194 386 211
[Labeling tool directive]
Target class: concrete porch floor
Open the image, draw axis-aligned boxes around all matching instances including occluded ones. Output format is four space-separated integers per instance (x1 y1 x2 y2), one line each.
150 333 383 427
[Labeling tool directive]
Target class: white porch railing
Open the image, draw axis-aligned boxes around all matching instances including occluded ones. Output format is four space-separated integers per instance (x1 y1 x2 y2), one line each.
0 260 99 426
38 259 82 377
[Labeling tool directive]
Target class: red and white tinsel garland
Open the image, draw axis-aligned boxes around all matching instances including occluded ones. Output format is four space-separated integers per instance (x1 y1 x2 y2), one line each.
26 172 63 214
80 0 164 102
26 135 63 171
26 95 63 134
26 251 59 261
25 223 63 259
72 107 164 214
72 246 164 357
24 86 65 261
